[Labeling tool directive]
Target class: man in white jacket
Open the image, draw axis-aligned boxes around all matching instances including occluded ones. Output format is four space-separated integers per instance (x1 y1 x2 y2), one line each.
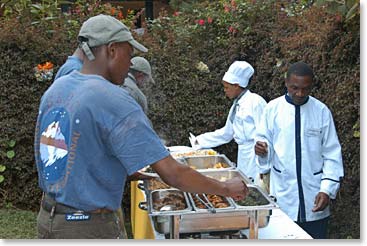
191 61 267 180
254 61 344 239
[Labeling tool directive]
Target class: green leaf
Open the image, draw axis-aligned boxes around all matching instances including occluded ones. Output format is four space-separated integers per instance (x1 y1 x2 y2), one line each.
31 4 42 10
0 175 4 183
345 2 359 22
8 140 16 148
0 165 6 172
6 150 15 159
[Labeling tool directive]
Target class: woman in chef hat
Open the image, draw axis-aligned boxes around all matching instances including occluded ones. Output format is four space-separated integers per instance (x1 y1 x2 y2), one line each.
190 61 267 182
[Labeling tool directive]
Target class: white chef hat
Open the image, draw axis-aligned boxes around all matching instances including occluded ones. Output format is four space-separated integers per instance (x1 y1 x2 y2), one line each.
222 61 254 88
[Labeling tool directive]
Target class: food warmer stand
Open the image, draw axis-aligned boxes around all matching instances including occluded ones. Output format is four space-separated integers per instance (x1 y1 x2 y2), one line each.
136 148 278 239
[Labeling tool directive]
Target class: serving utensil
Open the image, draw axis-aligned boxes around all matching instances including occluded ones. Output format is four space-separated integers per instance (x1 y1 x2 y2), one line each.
160 205 175 212
194 193 216 213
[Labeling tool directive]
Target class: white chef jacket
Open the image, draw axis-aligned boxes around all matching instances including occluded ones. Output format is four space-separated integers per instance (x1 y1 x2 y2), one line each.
256 94 344 222
196 90 267 179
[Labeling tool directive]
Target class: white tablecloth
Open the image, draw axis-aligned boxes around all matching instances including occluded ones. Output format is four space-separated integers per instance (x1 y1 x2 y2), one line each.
240 208 313 239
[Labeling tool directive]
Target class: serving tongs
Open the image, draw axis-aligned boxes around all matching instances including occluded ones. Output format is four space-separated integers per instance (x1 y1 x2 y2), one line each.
194 193 216 213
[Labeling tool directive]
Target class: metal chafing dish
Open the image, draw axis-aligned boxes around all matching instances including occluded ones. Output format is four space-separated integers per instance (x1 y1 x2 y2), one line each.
149 189 192 215
138 154 234 178
140 168 278 238
181 154 235 170
199 169 252 183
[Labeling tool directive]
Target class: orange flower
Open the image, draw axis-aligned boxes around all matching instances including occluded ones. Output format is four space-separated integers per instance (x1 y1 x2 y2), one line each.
37 61 54 70
111 7 116 16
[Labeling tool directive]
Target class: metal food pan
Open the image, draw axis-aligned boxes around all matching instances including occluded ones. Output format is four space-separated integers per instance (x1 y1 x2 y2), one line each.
149 189 193 215
183 154 235 170
200 169 252 184
150 208 272 234
187 193 236 212
230 185 277 210
138 158 186 177
143 177 172 191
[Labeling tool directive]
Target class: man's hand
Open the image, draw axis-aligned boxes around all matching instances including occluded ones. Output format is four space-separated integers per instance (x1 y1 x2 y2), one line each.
312 192 330 212
223 177 249 201
255 141 268 157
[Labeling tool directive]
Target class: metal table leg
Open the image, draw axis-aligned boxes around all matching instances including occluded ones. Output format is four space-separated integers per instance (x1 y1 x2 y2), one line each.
249 210 259 239
169 215 180 239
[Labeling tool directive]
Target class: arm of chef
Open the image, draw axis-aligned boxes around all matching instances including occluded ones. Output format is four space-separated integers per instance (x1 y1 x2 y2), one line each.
319 109 344 199
195 114 235 149
254 106 273 174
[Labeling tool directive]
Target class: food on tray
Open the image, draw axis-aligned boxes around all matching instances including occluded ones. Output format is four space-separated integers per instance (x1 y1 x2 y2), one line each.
206 194 230 208
153 191 187 211
191 193 230 209
148 178 171 190
213 162 227 168
235 188 269 206
171 149 217 158
188 161 227 170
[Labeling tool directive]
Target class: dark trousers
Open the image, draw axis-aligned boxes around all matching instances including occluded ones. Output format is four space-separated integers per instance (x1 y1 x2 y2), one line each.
296 217 329 239
37 206 125 239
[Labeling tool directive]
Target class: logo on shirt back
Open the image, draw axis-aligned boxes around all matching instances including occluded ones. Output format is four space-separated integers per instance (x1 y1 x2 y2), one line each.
39 108 69 182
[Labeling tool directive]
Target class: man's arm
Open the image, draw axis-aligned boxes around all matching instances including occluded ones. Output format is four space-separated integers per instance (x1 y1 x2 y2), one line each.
152 155 249 201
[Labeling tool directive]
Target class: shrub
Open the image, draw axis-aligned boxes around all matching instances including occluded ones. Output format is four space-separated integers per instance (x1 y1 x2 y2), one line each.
0 0 359 239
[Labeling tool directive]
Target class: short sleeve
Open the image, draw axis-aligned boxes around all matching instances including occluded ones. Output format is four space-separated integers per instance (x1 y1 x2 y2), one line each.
108 110 169 175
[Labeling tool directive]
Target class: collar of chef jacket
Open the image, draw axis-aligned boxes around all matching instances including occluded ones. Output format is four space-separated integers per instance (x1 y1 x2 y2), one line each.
285 93 309 106
230 89 248 122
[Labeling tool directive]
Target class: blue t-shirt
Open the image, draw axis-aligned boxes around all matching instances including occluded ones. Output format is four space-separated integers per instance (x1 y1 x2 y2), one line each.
54 56 83 80
34 71 169 211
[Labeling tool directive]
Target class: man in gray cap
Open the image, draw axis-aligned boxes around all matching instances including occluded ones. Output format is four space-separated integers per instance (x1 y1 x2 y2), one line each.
34 14 249 239
121 56 155 114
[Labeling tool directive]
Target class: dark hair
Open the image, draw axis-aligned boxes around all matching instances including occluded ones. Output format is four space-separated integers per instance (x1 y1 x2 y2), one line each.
286 61 314 80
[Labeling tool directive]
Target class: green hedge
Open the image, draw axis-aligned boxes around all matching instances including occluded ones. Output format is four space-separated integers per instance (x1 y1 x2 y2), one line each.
0 1 359 239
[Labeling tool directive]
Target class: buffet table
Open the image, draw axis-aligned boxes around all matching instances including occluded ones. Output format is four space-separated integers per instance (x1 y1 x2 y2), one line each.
130 180 312 239
148 207 312 239
240 208 312 239
130 147 312 239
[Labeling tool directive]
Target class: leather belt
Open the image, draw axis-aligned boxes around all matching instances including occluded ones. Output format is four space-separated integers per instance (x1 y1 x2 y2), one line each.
41 193 113 214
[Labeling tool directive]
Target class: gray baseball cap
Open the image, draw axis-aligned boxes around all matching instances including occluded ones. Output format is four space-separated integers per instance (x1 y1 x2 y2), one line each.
130 56 155 84
78 14 148 61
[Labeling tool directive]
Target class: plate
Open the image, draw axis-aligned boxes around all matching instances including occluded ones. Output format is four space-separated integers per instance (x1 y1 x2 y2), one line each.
136 171 159 178
166 146 193 153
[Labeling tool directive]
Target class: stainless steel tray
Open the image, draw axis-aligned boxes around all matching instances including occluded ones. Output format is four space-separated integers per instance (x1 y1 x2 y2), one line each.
151 210 254 234
143 169 278 235
143 177 172 191
137 158 187 177
182 154 235 171
187 193 236 212
200 169 253 184
230 185 275 210
149 189 192 215
148 188 277 234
